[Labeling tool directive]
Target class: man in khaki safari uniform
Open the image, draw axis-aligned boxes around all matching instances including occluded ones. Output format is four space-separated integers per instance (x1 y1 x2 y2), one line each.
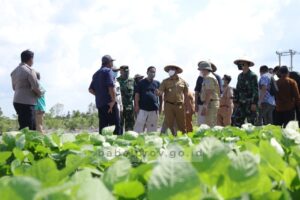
156 65 189 135
198 61 220 127
217 75 234 126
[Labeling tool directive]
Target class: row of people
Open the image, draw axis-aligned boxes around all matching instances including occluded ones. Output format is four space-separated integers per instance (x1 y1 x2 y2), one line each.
89 54 300 135
10 50 300 134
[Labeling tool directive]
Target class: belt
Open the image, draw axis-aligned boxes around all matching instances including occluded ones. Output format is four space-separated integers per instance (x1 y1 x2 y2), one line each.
166 101 183 106
210 99 219 102
220 105 229 108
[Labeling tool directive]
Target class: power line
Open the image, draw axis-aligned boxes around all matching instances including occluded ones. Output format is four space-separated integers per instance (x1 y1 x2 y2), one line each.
276 49 300 71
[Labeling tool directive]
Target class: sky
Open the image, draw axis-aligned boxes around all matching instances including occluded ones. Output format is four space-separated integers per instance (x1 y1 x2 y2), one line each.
1 0 300 117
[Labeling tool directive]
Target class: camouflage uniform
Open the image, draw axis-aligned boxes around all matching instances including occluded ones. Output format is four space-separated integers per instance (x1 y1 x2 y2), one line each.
233 70 259 127
117 76 135 131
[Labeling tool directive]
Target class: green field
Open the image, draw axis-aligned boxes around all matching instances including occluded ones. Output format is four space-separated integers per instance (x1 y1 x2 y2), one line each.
1 122 300 200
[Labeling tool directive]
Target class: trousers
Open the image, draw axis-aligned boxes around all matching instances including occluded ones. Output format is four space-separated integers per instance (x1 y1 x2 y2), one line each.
164 102 186 135
134 110 159 133
13 102 36 130
98 103 121 135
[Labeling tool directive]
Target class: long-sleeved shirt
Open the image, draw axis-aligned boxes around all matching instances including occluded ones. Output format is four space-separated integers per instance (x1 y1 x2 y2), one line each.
276 77 300 112
235 70 258 105
11 63 40 105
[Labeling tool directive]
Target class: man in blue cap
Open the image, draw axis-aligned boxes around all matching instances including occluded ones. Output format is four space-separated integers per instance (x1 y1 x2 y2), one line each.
89 55 121 135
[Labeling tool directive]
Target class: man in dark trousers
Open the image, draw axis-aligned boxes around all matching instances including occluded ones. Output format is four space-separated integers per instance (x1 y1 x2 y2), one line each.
89 55 121 135
274 66 300 127
11 50 41 130
274 66 300 126
233 57 259 127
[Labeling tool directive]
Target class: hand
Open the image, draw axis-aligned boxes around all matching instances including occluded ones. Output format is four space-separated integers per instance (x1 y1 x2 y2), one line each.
108 101 115 113
155 89 160 96
251 104 257 112
201 106 208 116
135 105 140 113
186 107 192 114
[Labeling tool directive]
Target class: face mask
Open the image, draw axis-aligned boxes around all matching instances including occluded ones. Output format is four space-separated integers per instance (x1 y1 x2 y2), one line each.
124 71 129 78
148 72 155 79
112 71 118 78
168 70 176 77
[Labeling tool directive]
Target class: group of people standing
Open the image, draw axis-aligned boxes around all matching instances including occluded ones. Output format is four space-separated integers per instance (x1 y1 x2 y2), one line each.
89 54 300 136
11 50 46 133
10 50 300 135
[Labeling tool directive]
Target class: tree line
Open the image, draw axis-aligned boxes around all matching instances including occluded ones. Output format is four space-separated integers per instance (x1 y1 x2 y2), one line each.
0 103 99 133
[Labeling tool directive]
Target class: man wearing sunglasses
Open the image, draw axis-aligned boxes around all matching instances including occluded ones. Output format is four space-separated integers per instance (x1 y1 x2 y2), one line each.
233 58 259 127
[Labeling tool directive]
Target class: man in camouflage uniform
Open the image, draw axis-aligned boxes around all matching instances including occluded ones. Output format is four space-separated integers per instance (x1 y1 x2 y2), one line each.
233 58 259 127
117 65 135 131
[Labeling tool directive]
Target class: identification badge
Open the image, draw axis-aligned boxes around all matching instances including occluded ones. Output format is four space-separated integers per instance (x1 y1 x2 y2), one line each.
169 88 172 92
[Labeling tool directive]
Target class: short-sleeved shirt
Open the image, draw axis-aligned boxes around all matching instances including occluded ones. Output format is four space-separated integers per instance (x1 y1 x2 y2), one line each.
89 67 115 108
159 75 188 103
136 78 160 111
11 63 40 105
194 76 204 105
35 82 46 112
220 86 233 108
200 73 220 102
259 73 275 106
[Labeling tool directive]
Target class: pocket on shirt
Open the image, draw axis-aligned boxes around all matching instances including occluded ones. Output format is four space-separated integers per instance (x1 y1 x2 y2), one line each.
177 83 185 92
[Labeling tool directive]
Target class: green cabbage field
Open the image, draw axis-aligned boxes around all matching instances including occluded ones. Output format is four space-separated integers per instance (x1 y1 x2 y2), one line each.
1 122 300 200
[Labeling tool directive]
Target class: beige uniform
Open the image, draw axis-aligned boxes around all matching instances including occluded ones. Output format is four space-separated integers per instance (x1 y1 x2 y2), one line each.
185 91 195 132
201 74 220 127
159 75 188 134
217 86 234 126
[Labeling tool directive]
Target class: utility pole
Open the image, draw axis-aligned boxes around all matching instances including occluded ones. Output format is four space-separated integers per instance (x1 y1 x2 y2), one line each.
276 49 299 71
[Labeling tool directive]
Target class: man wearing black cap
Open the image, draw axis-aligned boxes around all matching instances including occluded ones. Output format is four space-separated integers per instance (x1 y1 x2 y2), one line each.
117 65 135 131
89 55 121 135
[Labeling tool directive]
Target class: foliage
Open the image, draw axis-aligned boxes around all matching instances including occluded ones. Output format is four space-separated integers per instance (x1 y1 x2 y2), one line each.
1 124 300 199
